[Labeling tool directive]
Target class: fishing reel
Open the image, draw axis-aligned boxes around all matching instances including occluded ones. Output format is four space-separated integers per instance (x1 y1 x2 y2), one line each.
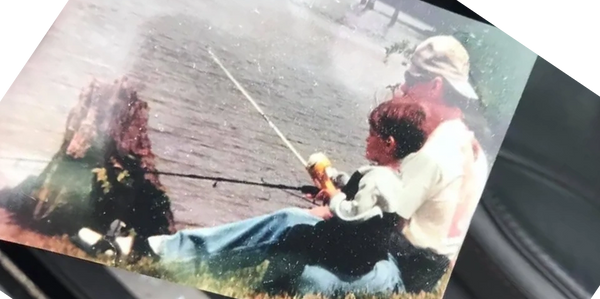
302 153 349 205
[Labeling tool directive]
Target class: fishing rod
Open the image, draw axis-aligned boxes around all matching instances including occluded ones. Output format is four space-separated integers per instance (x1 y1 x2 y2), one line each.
207 48 339 201
0 156 320 196
206 48 308 167
152 170 318 194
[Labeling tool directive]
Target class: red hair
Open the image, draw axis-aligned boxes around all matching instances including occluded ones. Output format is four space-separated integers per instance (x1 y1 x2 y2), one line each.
389 94 464 135
368 94 464 159
368 100 427 159
391 94 481 160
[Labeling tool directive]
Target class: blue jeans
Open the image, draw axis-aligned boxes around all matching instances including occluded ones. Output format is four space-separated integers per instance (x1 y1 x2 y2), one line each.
156 207 404 295
297 254 403 295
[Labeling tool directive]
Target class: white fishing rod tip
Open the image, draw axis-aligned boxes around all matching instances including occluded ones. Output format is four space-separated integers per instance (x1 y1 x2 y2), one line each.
206 46 217 56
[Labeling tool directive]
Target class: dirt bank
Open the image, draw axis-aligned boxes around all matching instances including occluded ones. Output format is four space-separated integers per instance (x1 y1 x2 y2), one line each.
0 208 86 258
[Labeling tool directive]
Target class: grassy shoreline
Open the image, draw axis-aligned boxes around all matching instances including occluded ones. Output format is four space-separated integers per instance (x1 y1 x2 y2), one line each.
119 256 451 299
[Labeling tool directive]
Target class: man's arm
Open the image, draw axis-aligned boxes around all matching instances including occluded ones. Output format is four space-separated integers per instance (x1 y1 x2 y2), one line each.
328 168 386 222
390 152 441 220
329 153 441 222
327 166 400 222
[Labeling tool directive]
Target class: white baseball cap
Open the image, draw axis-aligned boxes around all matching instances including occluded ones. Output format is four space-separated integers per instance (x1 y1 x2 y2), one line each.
409 35 479 100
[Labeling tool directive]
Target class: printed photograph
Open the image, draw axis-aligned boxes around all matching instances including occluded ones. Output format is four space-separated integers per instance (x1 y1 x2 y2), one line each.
0 0 536 298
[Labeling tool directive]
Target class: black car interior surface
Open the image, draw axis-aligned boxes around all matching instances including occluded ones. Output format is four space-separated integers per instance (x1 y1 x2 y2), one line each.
0 1 598 299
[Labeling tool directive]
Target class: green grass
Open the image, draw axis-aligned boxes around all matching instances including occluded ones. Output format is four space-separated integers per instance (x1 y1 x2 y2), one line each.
115 257 451 299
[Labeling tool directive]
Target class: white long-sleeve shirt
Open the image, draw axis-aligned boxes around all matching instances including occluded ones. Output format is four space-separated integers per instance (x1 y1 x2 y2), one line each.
329 165 405 222
329 119 489 258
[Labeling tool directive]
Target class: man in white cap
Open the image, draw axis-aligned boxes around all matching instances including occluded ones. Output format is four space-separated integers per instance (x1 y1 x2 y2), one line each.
376 35 479 106
377 35 490 293
377 35 492 152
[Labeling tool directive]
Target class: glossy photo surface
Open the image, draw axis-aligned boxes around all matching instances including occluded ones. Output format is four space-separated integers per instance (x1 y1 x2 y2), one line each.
0 0 536 298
